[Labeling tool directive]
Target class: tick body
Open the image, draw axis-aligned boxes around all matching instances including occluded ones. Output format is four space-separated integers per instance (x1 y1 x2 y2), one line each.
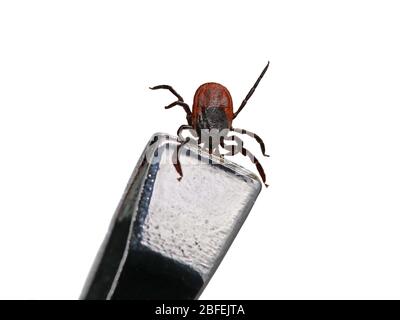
150 61 270 186
192 82 234 132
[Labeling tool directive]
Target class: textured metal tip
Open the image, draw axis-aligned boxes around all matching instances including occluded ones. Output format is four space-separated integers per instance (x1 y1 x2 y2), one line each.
80 133 262 300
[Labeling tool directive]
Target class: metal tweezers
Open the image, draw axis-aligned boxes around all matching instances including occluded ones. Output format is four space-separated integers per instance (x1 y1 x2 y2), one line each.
80 133 261 300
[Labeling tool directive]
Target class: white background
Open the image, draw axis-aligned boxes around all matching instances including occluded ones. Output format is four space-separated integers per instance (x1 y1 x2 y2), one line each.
1 1 400 300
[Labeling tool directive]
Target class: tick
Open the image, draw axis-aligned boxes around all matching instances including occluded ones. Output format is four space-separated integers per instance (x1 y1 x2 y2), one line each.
150 61 270 186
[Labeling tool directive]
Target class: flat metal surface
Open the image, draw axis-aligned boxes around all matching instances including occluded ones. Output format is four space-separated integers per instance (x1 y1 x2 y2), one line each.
81 133 261 300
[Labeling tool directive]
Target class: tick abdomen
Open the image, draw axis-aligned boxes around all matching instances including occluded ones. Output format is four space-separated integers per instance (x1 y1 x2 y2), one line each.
192 82 234 131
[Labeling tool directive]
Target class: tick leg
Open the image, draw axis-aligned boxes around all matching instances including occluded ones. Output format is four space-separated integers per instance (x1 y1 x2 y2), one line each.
150 85 184 101
233 61 270 119
219 135 225 161
240 147 268 187
177 124 196 141
231 127 269 157
165 101 192 117
150 85 192 125
221 135 268 187
172 137 191 181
